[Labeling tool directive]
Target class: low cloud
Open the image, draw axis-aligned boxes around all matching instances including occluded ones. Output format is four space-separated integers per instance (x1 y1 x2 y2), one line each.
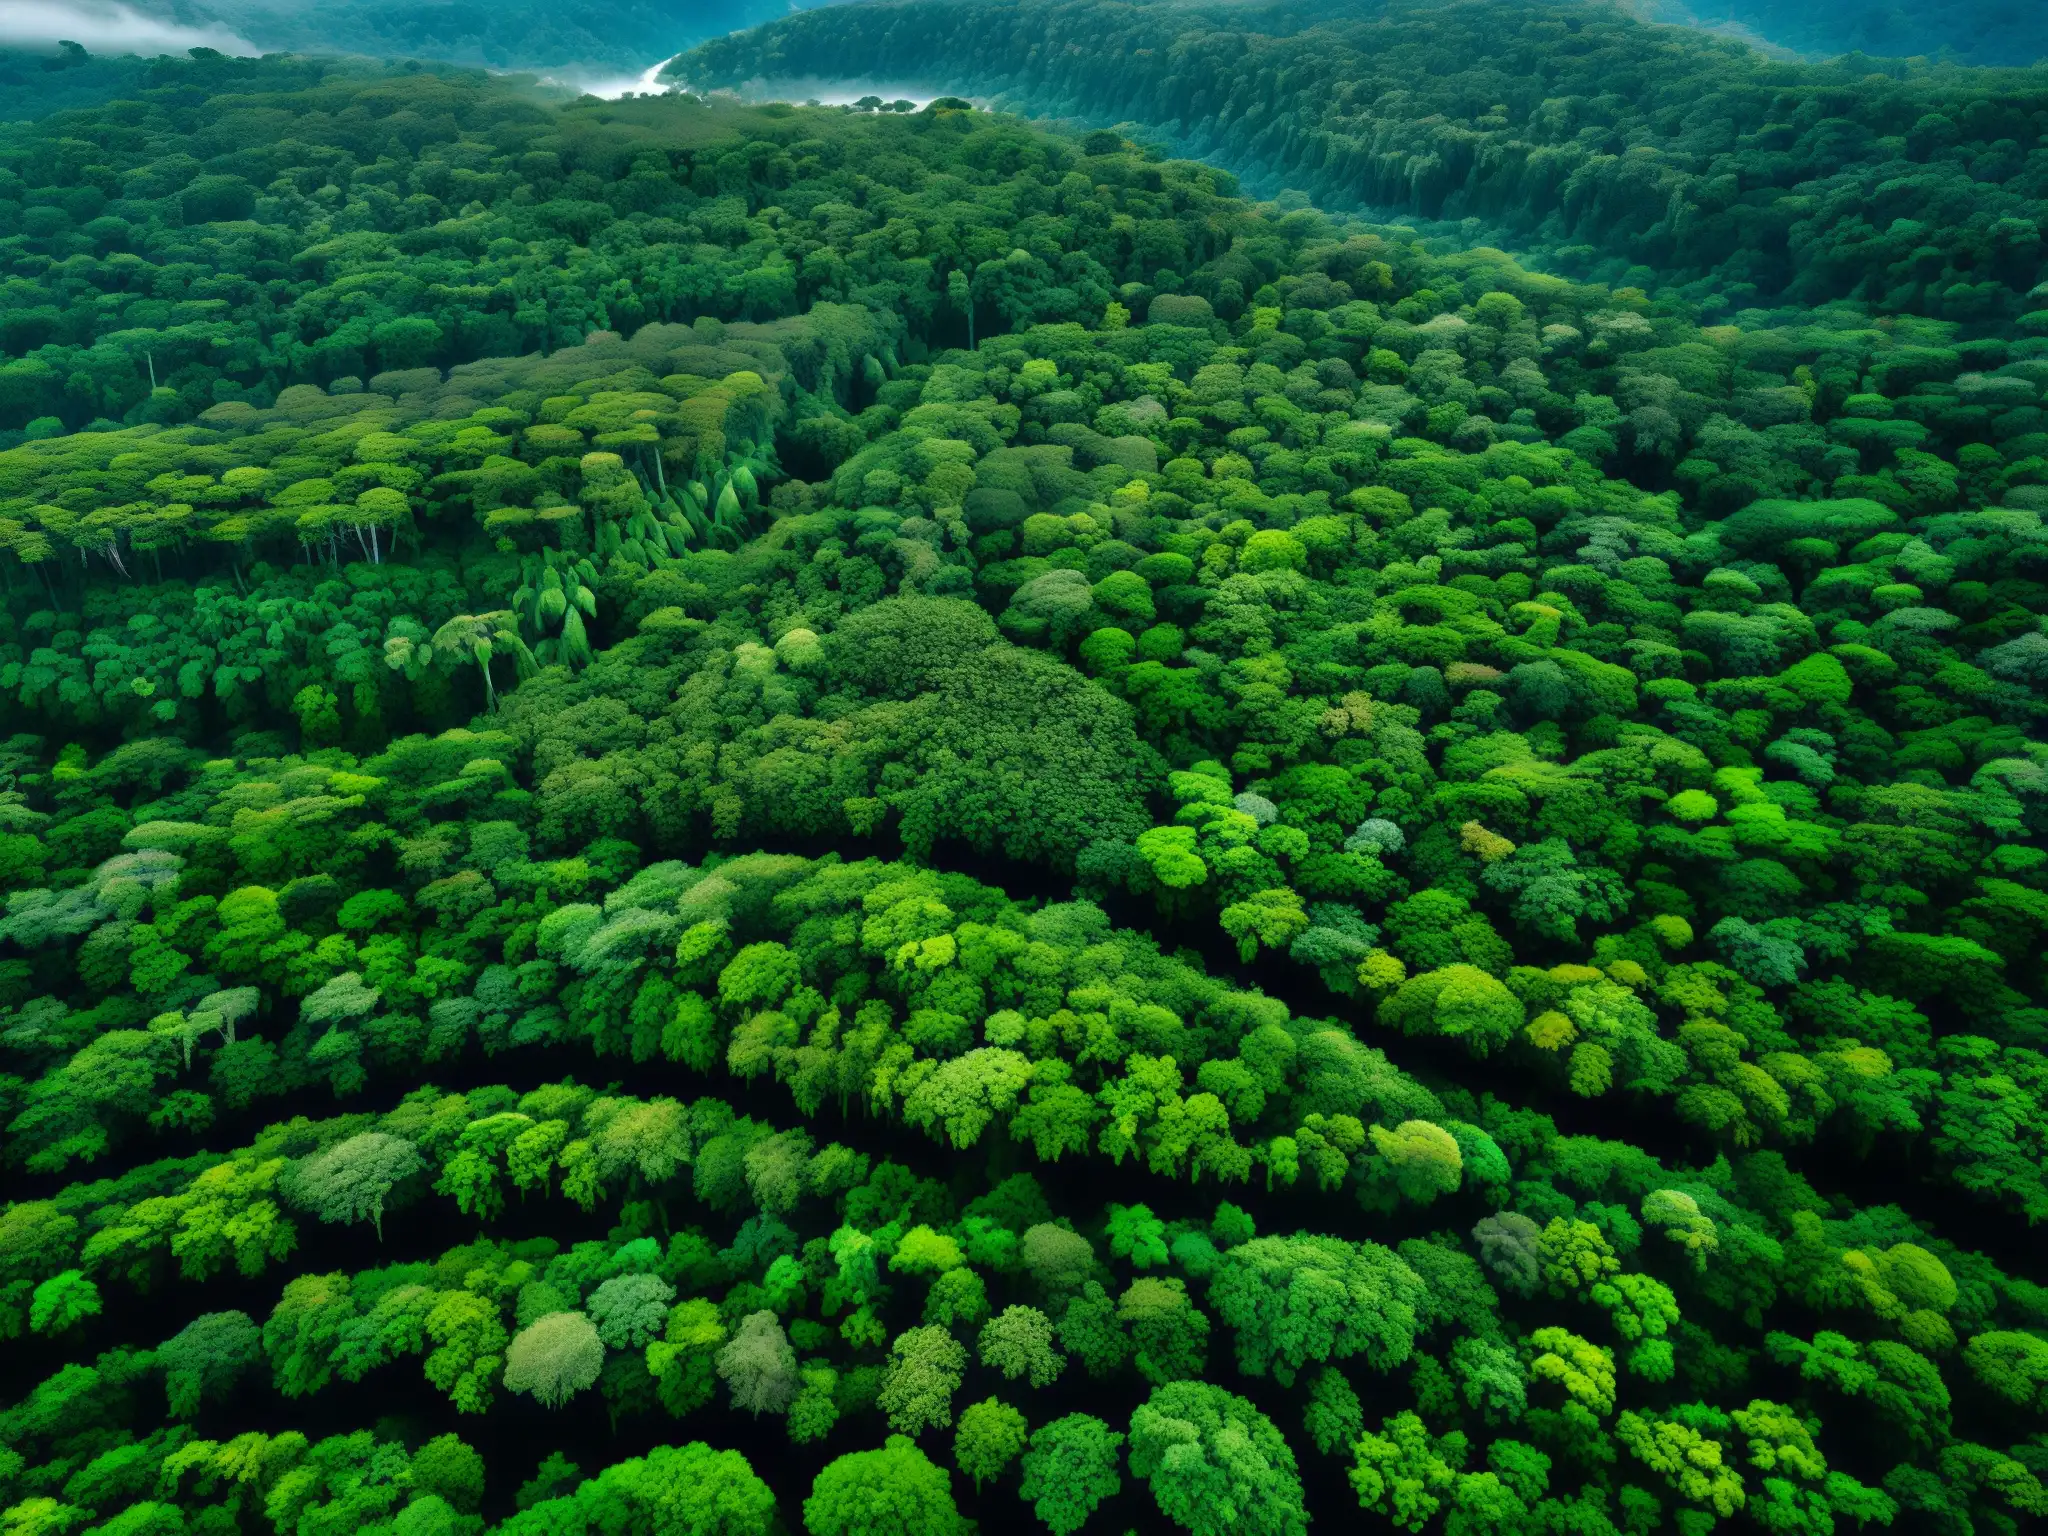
0 0 255 56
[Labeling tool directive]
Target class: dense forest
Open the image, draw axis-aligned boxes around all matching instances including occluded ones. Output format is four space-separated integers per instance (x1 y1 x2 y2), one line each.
1635 0 2048 70
673 0 2048 320
3 6 2048 1536
0 44 165 124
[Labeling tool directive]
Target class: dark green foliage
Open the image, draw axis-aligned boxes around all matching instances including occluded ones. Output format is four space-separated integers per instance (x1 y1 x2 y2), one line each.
682 0 2048 323
3 23 2048 1536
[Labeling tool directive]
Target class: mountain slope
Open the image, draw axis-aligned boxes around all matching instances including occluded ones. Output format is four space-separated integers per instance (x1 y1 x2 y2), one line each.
1634 0 2048 67
671 0 2048 321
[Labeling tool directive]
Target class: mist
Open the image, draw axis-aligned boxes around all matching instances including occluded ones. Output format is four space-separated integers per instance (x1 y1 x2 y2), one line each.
0 0 253 55
662 70 951 108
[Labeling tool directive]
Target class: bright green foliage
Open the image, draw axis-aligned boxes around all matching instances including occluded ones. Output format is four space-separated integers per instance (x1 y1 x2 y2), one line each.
1730 1399 1827 1483
506 1442 775 1536
1303 1365 1366 1455
503 1311 602 1409
1106 1202 1170 1268
1616 1408 1747 1517
804 1437 965 1536
5 25 2048 1536
1208 1234 1426 1384
1054 1281 1131 1378
1119 1276 1211 1384
978 1306 1065 1387
1527 1328 1617 1416
1449 1336 1527 1424
924 1267 991 1330
283 1132 423 1241
953 1397 1028 1490
1361 1119 1465 1209
787 1362 841 1446
879 1325 969 1435
1380 967 1525 1058
1592 1272 1681 1379
890 1225 967 1276
1963 1330 2048 1412
27 1270 100 1335
1129 1381 1308 1536
1018 1414 1124 1536
1350 1410 1469 1531
1536 1218 1622 1296
158 1311 262 1418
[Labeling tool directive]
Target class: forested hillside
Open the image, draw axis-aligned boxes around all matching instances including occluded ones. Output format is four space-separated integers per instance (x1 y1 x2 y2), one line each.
673 0 2048 321
3 17 2048 1536
1637 0 2048 70
0 44 159 124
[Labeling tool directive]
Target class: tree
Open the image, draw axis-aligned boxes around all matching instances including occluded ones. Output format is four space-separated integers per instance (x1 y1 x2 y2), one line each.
804 1437 965 1536
1220 888 1311 962
1483 839 1629 943
1471 1213 1543 1295
1527 1328 1617 1416
719 1311 800 1415
1019 1223 1095 1296
1056 1280 1131 1378
648 1298 726 1419
431 612 535 713
590 1272 676 1349
789 1361 842 1445
504 1311 604 1408
1018 1413 1124 1535
1119 1276 1210 1384
879 1324 969 1435
1449 1336 1526 1424
891 1225 967 1276
1360 1120 1464 1209
1593 1272 1681 1379
1209 1234 1426 1383
425 1289 511 1413
1641 1190 1719 1269
1615 1408 1746 1518
264 1272 357 1398
954 1397 1029 1490
1304 1366 1365 1456
1962 1330 2048 1412
1350 1411 1468 1531
1128 1381 1308 1536
542 1442 776 1536
159 1310 261 1417
904 1048 1033 1148
411 1435 487 1515
284 1132 423 1240
28 1271 100 1335
1106 1202 1170 1268
1379 966 1524 1057
978 1305 1065 1387
1536 1218 1621 1296
925 1267 991 1329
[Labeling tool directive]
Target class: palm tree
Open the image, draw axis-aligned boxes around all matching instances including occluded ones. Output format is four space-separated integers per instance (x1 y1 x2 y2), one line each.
431 611 535 711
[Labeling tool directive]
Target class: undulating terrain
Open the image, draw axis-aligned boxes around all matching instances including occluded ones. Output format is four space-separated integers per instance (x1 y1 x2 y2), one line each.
1 5 2047 1535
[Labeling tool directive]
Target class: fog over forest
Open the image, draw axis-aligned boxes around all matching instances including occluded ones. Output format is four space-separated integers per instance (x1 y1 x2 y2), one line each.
0 0 252 54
